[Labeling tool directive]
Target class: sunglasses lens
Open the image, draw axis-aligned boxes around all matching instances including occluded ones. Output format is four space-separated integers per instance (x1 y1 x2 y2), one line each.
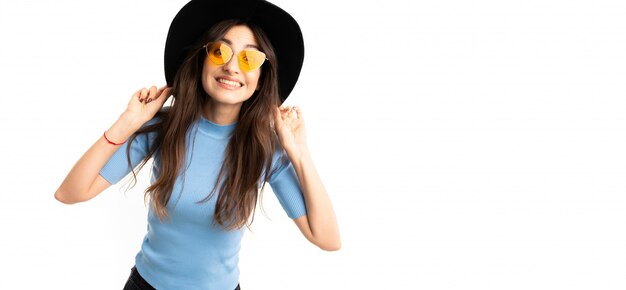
238 50 266 72
207 42 233 65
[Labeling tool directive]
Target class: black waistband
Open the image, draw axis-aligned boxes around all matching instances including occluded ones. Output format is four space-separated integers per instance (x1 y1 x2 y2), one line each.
130 266 241 290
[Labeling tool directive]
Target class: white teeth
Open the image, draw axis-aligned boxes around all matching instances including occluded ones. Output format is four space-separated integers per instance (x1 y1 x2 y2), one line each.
217 78 242 87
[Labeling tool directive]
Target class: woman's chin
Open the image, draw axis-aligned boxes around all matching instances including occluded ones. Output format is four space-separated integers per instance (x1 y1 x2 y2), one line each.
209 95 249 106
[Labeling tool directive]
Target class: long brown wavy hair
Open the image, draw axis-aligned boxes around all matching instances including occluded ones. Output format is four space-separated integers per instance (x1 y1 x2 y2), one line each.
124 19 282 231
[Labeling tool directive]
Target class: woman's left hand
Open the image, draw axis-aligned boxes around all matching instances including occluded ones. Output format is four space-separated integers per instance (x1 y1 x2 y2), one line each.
273 105 307 158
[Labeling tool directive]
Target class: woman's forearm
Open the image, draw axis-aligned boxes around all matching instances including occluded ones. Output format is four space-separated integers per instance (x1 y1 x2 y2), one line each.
288 145 341 250
54 114 141 204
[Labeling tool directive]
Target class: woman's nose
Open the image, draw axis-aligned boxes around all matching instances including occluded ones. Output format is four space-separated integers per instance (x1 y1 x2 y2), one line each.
222 54 240 74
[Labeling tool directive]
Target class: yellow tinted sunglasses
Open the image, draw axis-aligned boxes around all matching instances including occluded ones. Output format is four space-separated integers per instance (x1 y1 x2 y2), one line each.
203 41 268 72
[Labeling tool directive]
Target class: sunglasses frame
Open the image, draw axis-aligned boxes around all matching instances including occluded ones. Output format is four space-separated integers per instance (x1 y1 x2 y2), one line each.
202 41 269 72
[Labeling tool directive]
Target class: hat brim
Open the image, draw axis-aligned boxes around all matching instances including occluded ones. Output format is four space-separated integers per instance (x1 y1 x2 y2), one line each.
164 0 304 103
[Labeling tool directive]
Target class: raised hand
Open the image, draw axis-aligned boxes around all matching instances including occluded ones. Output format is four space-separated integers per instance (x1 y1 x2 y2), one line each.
124 85 172 126
273 105 307 158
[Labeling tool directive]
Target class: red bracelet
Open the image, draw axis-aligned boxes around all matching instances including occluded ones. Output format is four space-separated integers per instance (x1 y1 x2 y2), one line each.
103 131 126 145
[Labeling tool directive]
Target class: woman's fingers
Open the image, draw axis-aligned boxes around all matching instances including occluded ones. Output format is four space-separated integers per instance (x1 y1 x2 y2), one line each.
279 105 301 120
140 88 149 102
152 87 172 105
124 85 170 125
289 106 299 119
293 106 301 118
135 85 171 104
146 86 157 103
132 89 141 101
154 85 168 98
131 85 167 105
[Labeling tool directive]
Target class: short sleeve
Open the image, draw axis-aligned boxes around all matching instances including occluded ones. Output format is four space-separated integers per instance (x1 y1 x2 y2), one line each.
268 149 308 219
99 117 160 185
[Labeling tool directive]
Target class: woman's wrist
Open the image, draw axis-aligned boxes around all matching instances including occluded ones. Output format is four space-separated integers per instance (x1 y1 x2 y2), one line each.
285 143 309 165
104 114 142 145
118 111 147 129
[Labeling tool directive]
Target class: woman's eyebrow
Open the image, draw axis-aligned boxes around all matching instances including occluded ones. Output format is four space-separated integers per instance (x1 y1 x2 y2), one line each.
219 38 261 50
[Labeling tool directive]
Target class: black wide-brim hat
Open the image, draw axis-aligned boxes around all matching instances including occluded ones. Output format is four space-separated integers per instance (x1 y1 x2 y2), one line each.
164 0 304 103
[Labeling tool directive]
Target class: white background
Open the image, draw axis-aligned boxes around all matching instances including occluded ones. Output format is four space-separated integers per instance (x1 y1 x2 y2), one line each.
1 0 625 289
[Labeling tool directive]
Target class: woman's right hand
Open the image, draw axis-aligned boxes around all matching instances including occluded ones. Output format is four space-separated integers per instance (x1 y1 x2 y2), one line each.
123 85 172 127
54 85 172 205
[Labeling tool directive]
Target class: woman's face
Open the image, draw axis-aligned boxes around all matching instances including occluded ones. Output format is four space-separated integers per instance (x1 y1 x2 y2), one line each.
201 25 262 106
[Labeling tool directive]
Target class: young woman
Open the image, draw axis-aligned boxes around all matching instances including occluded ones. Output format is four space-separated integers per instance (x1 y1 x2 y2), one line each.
54 0 340 289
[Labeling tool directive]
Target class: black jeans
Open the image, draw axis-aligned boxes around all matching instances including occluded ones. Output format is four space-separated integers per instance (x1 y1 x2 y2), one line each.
123 266 241 290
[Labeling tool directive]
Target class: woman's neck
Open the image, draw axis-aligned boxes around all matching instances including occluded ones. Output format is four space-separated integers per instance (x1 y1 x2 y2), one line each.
202 101 241 125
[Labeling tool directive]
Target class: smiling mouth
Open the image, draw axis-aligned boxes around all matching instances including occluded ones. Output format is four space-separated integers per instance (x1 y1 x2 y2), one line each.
216 77 243 87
